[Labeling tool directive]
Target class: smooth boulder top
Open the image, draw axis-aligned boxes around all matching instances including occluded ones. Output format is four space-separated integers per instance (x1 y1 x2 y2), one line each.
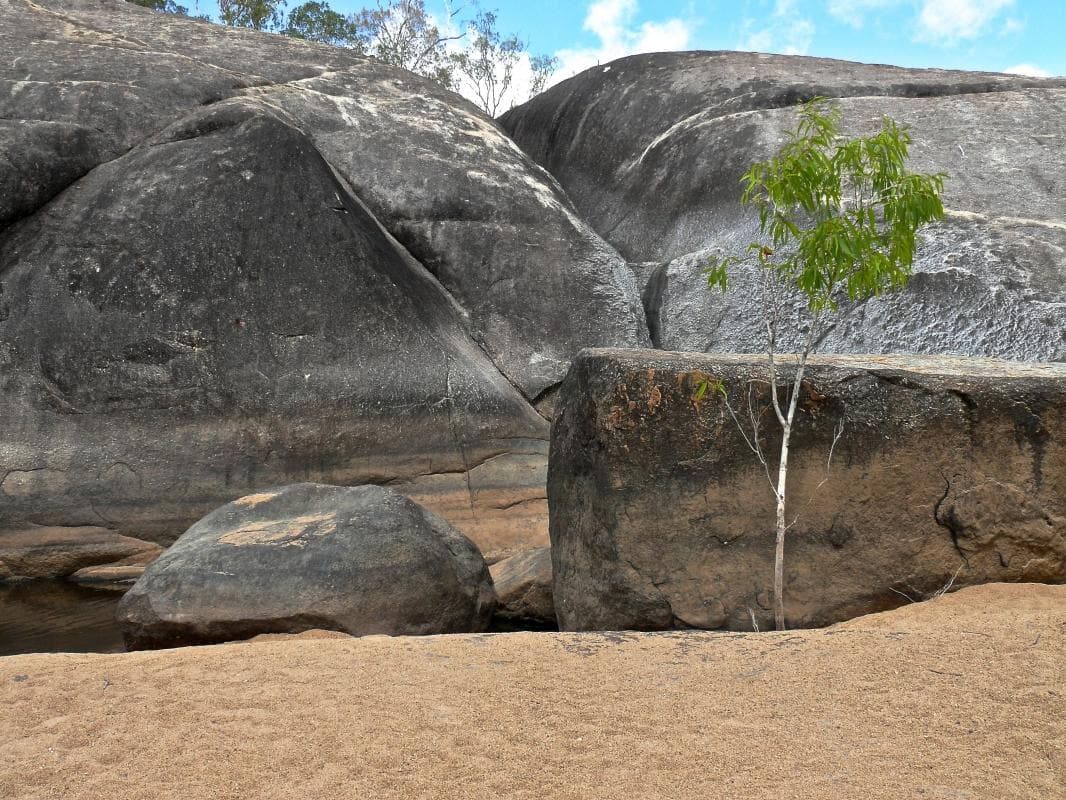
117 483 497 649
502 50 1066 261
502 51 1066 364
0 0 647 398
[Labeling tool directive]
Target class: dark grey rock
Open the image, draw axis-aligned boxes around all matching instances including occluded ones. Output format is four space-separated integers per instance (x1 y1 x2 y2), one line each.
246 65 649 396
117 483 497 649
0 95 546 562
0 0 650 564
1 0 647 398
503 52 1066 362
0 120 109 229
489 546 555 627
549 349 1066 631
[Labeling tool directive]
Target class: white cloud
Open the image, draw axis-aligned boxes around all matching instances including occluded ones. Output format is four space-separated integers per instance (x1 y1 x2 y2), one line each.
739 0 816 56
1000 16 1025 35
1004 62 1051 77
825 0 901 29
552 0 696 80
433 0 694 116
914 0 1014 44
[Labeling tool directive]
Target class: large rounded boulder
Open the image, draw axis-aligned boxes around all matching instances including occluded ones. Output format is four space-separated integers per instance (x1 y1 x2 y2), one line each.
0 0 650 571
503 52 1066 362
116 484 496 649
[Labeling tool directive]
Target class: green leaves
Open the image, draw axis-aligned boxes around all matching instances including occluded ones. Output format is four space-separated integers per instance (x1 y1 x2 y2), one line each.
705 255 738 292
285 1 366 47
711 97 946 312
693 377 727 404
219 0 286 30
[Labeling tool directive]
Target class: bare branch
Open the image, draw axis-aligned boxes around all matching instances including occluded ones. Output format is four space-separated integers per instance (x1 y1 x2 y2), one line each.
720 384 776 495
785 415 846 531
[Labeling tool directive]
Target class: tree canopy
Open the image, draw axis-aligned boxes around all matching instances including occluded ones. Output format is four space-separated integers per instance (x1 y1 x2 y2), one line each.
703 98 946 631
452 11 558 117
707 99 946 311
125 0 559 114
284 1 365 47
218 0 285 30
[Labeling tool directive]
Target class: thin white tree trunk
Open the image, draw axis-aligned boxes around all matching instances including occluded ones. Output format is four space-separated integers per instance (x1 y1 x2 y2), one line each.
771 323 817 631
774 423 790 631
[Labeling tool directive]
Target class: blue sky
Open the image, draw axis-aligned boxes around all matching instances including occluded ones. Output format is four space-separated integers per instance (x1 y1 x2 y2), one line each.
192 1 1065 79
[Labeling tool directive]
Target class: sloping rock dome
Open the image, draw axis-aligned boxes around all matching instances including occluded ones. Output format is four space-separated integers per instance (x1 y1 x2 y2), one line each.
0 0 648 560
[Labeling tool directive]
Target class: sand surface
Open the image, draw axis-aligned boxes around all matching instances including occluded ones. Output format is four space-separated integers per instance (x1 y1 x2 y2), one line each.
2 583 1064 799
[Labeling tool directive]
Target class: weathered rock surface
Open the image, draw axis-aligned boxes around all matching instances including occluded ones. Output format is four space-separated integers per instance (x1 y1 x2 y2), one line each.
0 91 547 563
549 349 1066 631
0 527 162 580
489 546 555 627
1 0 646 395
69 549 161 586
117 483 496 648
502 52 1066 362
0 0 648 565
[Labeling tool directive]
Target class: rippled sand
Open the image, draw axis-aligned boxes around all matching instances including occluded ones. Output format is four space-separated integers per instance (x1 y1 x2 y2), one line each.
2 583 1064 799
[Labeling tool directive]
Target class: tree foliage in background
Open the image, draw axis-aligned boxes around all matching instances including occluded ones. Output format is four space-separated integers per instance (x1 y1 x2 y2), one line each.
127 0 196 16
354 0 461 88
218 0 286 30
284 1 365 46
452 11 558 117
126 0 558 115
702 98 946 631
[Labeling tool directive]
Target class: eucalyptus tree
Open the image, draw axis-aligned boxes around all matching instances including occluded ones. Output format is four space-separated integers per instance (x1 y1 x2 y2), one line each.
285 1 366 46
702 98 946 631
356 0 462 87
452 11 558 116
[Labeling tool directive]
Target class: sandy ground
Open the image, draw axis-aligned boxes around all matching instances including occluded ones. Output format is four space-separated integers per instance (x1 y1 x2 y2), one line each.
1 583 1064 800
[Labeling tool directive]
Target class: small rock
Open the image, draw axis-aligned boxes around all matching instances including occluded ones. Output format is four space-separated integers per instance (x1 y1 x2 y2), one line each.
117 484 497 649
489 547 556 628
0 528 163 581
69 548 163 587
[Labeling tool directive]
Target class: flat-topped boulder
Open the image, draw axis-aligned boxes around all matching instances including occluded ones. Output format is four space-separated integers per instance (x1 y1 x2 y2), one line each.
117 483 497 649
0 526 162 581
549 349 1066 631
503 52 1066 362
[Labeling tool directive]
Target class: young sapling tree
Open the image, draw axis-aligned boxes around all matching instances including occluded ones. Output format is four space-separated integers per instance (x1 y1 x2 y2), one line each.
702 98 946 631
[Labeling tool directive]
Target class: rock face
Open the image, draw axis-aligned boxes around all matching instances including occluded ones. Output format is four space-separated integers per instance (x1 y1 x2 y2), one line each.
0 527 162 580
117 483 496 648
502 52 1066 362
489 547 555 628
0 0 648 563
69 549 161 587
549 349 1066 631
